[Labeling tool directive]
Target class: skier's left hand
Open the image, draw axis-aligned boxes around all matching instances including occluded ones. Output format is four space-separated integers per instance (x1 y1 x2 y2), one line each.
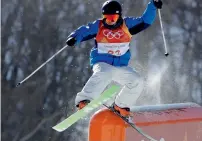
153 0 163 9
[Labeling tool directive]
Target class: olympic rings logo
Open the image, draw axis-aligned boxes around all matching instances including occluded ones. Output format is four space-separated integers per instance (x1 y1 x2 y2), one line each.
103 29 124 39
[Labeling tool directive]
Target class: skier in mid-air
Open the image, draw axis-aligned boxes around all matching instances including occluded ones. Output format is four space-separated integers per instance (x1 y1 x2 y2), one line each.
66 0 163 117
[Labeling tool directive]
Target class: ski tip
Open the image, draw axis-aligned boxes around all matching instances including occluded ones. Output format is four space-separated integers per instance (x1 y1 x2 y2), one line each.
52 126 64 132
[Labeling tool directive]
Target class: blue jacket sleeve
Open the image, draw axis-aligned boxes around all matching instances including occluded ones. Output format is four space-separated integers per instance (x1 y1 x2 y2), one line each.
124 0 157 35
68 20 100 45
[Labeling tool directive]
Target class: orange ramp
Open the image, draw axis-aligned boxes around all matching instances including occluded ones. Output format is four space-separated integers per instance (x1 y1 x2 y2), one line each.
89 103 202 141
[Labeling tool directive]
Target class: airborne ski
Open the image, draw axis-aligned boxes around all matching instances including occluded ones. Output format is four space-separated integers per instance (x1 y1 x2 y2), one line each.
52 85 120 132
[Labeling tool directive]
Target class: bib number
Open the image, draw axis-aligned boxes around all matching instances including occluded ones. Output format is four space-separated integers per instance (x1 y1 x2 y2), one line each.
98 42 130 56
108 50 121 56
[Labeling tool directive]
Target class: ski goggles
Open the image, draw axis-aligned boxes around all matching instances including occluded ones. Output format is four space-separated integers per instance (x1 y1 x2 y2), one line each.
103 14 119 23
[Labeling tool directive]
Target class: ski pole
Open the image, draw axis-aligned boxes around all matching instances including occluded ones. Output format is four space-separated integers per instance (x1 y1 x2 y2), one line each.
158 9 169 57
16 45 68 87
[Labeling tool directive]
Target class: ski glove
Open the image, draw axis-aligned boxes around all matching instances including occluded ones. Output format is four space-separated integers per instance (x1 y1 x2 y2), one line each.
153 0 163 9
66 37 76 46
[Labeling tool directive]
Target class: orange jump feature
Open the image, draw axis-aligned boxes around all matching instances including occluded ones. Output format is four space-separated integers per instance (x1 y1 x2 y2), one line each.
89 103 202 141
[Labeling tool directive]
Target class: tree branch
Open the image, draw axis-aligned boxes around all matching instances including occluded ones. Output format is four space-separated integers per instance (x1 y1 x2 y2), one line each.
19 111 61 141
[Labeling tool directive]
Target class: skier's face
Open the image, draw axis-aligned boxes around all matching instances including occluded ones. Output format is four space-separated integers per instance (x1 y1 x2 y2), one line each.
103 14 119 25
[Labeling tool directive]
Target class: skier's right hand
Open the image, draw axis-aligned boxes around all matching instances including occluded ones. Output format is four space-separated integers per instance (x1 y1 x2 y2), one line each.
66 37 76 46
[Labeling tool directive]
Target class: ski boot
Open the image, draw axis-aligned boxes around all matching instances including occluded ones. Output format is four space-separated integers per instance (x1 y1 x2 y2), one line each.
76 100 90 110
111 103 131 116
112 103 134 122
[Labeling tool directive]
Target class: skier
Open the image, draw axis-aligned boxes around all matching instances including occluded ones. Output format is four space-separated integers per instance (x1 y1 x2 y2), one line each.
66 0 163 117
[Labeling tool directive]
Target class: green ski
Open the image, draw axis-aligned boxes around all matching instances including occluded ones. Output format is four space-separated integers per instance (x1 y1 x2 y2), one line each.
52 85 120 132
